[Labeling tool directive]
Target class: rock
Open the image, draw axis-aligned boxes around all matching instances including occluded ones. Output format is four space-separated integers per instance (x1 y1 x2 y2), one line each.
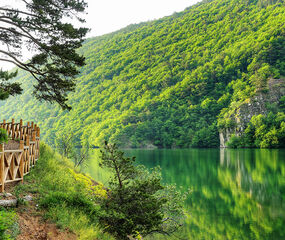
0 192 13 197
219 78 285 147
23 195 33 202
0 199 17 207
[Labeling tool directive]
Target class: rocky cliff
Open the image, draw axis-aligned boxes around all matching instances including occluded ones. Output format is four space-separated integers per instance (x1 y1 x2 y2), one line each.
219 78 285 147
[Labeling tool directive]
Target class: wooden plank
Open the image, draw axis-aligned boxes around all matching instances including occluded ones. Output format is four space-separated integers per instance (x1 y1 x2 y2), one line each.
1 178 22 184
3 150 24 153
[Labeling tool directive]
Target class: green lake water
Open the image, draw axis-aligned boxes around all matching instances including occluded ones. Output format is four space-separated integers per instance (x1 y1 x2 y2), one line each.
86 148 285 240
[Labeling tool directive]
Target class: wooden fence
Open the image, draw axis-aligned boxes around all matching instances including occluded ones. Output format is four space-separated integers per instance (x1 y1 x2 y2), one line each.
0 119 40 192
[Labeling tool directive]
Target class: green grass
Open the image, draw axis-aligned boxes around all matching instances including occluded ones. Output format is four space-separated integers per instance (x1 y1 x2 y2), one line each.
0 209 18 240
14 143 113 240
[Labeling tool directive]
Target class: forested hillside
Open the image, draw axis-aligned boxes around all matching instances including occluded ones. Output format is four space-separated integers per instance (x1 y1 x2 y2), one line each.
0 0 284 148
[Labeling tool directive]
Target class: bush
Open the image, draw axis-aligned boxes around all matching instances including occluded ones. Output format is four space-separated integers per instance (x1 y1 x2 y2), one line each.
0 129 8 144
0 210 16 240
226 135 242 148
191 124 219 148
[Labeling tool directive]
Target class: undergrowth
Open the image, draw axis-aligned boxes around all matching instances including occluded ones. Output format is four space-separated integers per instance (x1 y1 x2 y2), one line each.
0 209 18 240
14 143 113 240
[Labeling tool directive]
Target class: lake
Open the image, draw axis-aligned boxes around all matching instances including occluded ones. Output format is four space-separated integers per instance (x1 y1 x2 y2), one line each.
86 148 285 240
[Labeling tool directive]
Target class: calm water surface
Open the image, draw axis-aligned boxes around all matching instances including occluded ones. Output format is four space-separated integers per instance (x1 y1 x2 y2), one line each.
86 149 285 240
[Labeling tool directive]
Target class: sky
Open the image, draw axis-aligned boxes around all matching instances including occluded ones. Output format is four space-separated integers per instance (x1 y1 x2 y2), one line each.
0 0 200 70
85 0 200 37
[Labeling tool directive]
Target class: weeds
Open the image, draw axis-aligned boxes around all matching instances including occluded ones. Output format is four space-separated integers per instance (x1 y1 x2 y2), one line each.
14 143 113 240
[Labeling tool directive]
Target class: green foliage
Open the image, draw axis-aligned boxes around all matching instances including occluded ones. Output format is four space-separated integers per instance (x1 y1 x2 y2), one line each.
0 128 8 144
15 143 113 240
0 0 284 147
0 71 21 100
227 112 285 148
226 135 242 148
0 0 89 109
279 95 285 111
98 142 187 240
0 210 17 240
191 124 220 148
55 131 90 167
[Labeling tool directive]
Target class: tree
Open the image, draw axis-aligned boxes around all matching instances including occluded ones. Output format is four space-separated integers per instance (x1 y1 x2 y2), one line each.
0 0 89 109
55 131 74 158
55 131 90 167
98 142 188 240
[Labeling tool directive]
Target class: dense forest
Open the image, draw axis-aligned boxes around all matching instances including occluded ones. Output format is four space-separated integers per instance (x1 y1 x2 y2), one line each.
0 0 284 148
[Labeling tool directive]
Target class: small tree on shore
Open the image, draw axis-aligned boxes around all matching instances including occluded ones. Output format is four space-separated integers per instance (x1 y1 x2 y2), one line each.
98 141 188 240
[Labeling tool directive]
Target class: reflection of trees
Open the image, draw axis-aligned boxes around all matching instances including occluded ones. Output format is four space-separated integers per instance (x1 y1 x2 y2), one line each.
123 149 285 240
217 149 285 239
220 149 285 205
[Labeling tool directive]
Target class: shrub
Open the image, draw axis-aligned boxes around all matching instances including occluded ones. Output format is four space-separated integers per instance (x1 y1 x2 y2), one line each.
0 210 16 240
226 135 242 148
0 129 8 144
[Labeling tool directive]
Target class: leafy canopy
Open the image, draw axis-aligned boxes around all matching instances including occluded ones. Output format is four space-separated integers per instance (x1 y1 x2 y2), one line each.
0 0 89 109
0 0 284 148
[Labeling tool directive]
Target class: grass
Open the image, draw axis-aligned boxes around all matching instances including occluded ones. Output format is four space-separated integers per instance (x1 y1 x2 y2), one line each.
14 143 113 240
0 209 19 240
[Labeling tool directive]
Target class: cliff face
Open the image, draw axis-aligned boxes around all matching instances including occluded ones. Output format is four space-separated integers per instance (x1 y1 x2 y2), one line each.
220 78 285 147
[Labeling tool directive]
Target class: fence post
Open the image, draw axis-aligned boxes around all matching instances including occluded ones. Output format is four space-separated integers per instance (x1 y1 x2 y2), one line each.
37 127 40 138
12 125 15 140
0 144 4 192
20 140 24 183
26 135 30 171
32 131 36 142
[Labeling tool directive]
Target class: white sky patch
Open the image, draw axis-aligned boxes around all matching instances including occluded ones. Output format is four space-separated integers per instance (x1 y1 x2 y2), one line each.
0 0 199 70
85 0 199 37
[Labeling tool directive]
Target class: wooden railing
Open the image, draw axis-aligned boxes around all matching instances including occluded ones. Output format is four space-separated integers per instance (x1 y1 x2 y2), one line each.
0 119 40 192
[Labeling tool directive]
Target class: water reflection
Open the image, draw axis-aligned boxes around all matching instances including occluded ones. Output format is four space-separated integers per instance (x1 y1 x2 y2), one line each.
87 149 285 240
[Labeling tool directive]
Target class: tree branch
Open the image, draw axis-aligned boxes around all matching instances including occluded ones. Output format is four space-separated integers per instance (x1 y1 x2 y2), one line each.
0 50 44 75
0 7 37 17
0 26 32 42
0 18 44 48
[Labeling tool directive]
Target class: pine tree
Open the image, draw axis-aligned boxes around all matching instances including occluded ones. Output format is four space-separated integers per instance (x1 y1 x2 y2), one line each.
0 0 89 109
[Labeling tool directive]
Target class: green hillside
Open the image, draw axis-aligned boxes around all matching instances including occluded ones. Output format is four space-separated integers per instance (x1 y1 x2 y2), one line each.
0 0 284 148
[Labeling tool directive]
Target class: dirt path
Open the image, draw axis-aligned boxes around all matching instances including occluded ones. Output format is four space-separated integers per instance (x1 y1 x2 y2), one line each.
2 182 76 240
16 203 77 240
2 140 77 239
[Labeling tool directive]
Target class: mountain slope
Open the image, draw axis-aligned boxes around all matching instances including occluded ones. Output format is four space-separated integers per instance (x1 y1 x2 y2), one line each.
0 0 284 148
